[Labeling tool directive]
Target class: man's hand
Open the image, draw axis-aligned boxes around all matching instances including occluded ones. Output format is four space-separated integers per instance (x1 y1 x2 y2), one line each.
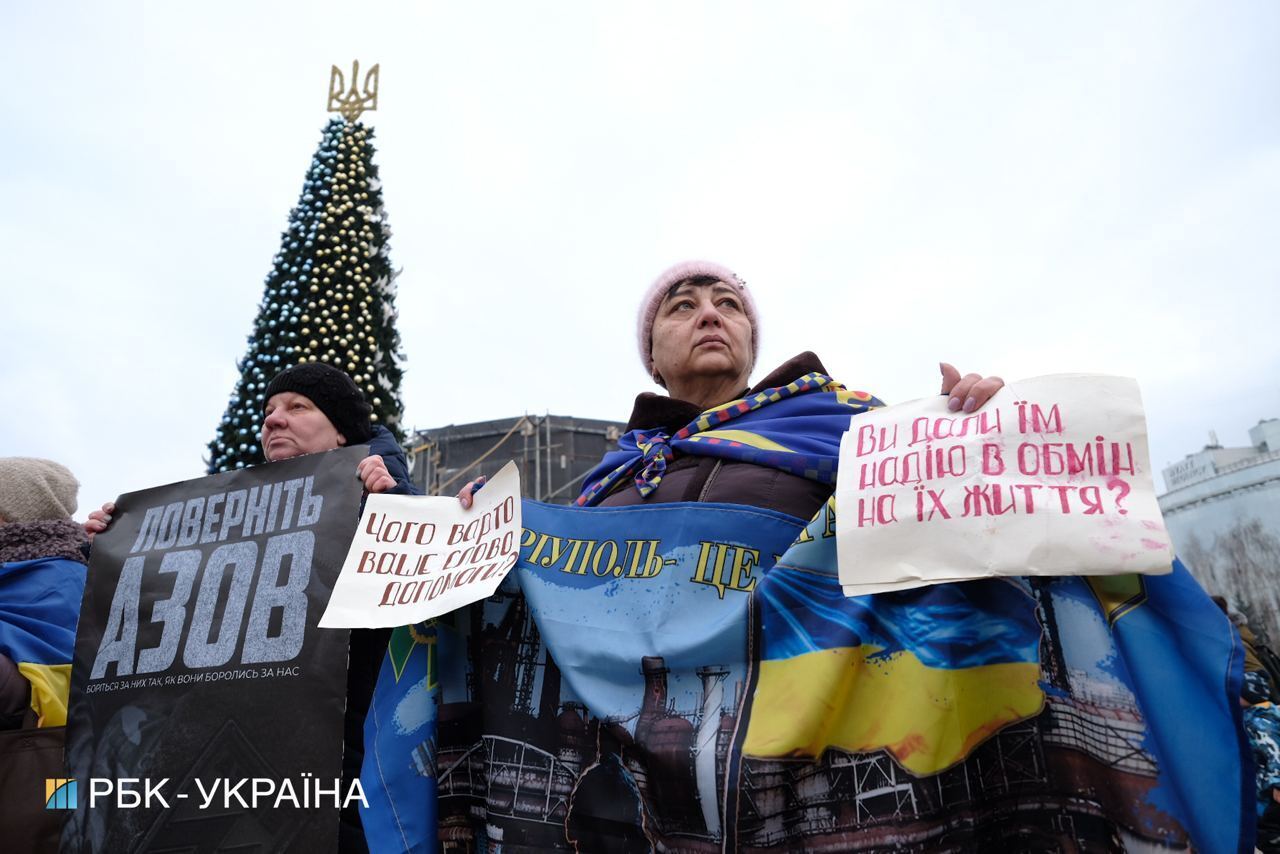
940 363 1004 413
84 501 116 542
357 455 398 494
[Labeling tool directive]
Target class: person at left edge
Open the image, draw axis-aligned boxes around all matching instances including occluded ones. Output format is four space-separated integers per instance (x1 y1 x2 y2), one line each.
84 362 420 854
0 457 88 853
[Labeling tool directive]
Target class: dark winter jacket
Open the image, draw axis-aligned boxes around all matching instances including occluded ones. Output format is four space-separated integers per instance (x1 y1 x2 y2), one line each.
596 352 836 522
364 424 417 498
343 425 421 852
347 428 420 721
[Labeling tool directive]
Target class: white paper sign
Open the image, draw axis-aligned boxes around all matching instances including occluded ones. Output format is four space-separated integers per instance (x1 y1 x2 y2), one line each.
836 374 1173 596
319 461 522 627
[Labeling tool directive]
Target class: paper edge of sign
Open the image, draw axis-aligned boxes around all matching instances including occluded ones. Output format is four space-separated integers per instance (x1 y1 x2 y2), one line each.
834 372 1169 592
839 558 1177 599
861 373 1141 415
322 459 524 628
319 569 514 629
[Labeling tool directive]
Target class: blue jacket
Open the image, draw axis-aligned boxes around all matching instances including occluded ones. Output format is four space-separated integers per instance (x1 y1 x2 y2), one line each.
364 425 421 497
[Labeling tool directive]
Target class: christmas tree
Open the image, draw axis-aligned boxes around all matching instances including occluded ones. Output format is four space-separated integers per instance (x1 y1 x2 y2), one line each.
207 111 405 473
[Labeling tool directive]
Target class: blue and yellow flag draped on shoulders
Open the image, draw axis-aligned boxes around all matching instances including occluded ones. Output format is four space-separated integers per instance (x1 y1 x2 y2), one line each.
576 372 879 504
0 556 86 727
362 377 1252 852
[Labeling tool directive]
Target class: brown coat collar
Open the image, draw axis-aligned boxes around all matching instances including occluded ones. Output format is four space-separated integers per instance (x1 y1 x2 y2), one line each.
623 351 829 432
0 519 89 565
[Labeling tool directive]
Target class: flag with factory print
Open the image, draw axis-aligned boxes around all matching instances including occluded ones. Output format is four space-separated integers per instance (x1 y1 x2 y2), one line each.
361 499 1252 853
743 500 1251 852
745 550 1044 773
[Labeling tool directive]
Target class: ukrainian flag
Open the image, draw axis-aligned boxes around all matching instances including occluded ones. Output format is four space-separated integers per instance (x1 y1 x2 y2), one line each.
744 514 1043 776
0 557 86 727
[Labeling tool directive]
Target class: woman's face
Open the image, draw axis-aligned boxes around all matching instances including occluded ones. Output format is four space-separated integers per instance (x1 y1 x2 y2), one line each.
650 280 753 390
261 391 346 461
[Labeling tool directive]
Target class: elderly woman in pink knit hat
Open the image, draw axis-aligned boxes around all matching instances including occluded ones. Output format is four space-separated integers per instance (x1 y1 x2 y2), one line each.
438 261 1005 853
463 260 1001 520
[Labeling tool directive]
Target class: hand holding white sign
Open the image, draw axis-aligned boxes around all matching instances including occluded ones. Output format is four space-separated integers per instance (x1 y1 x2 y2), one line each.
836 374 1173 595
320 461 522 627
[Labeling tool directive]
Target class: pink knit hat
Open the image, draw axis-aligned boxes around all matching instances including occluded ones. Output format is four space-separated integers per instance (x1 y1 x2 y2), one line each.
637 260 759 382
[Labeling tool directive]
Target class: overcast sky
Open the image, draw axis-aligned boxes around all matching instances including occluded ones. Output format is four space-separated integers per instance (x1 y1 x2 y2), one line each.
2 1 1277 515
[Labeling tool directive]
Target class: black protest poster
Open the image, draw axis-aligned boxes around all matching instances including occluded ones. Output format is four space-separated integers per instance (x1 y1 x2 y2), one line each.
63 446 366 853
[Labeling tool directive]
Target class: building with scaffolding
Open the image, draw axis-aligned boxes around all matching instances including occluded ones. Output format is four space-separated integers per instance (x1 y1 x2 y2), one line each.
1158 417 1280 640
405 414 626 504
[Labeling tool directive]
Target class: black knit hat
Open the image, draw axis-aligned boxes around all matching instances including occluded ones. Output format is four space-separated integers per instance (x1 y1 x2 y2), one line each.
263 363 374 445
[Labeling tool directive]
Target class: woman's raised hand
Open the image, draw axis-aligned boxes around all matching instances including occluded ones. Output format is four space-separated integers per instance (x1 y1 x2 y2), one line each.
457 476 487 509
83 501 116 542
940 363 1004 413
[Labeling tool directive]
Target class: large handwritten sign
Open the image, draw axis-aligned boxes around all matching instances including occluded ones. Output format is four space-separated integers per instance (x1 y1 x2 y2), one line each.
64 447 363 853
836 374 1173 595
320 460 522 628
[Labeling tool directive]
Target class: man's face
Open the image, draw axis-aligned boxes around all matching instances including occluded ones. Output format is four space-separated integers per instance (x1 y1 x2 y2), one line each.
261 392 346 461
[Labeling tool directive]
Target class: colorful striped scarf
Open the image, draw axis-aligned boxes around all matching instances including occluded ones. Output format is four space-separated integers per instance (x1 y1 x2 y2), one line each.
576 372 883 506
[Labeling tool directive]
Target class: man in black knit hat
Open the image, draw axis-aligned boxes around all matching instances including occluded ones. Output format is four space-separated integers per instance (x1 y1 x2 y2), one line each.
85 362 419 853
